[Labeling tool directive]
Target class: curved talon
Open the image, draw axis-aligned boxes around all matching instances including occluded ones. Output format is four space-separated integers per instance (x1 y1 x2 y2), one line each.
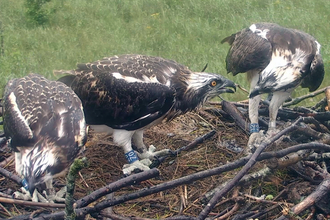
136 145 172 160
122 159 152 175
13 187 47 202
246 131 266 154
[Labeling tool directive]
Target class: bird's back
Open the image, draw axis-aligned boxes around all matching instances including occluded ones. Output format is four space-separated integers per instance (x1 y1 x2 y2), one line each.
57 55 180 130
3 74 86 150
222 23 324 92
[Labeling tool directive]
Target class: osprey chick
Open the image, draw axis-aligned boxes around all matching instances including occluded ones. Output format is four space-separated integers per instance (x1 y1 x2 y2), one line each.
222 23 324 150
3 74 87 202
57 54 236 175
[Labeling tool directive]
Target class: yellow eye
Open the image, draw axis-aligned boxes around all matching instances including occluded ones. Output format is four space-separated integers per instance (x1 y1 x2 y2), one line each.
211 81 217 87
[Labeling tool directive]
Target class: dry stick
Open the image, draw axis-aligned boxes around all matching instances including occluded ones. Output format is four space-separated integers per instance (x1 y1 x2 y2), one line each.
0 154 14 168
275 177 330 220
221 100 249 134
75 168 160 208
325 86 330 111
248 203 281 219
0 197 65 208
15 142 330 220
203 142 313 203
152 130 216 167
283 87 328 107
214 202 240 220
0 166 23 186
197 117 303 220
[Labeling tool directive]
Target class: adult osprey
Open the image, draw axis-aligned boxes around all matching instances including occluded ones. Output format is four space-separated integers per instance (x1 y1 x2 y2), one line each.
3 74 87 202
222 22 324 149
57 54 236 175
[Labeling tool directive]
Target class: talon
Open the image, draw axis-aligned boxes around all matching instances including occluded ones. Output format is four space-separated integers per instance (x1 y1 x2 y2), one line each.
136 146 172 160
122 160 151 175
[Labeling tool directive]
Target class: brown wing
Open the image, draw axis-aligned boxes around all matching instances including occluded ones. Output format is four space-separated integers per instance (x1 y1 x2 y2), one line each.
3 74 87 150
222 28 272 75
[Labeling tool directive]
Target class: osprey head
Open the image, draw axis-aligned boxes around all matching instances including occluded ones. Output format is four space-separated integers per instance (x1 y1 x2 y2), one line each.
186 72 236 100
21 139 59 195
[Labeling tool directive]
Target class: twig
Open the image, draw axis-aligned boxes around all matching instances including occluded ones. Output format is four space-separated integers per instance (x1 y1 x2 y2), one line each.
241 193 294 206
0 154 14 168
324 87 330 111
65 157 88 220
0 166 23 186
236 84 249 94
283 87 327 107
152 130 216 167
14 141 330 220
248 203 281 219
0 197 65 208
275 176 330 220
214 202 240 220
0 201 12 217
197 117 303 220
75 168 160 208
221 100 249 134
0 191 12 198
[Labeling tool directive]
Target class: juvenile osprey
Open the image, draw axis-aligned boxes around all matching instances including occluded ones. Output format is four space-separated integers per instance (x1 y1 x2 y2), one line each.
222 22 324 149
3 74 87 202
57 54 236 175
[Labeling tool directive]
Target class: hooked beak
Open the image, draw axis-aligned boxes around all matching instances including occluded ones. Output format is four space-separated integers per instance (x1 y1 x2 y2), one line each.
249 88 260 98
25 177 36 196
220 79 236 94
249 86 272 98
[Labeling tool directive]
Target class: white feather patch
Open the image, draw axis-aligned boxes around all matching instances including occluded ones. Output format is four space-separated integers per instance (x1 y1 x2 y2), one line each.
8 92 33 139
249 24 269 39
186 72 215 90
315 40 321 54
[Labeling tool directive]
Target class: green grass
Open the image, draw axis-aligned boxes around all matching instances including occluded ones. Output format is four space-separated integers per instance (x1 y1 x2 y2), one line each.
1 0 330 103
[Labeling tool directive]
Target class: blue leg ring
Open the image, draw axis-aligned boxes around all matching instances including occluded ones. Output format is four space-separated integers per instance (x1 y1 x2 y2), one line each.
125 150 139 164
21 178 29 190
250 123 259 134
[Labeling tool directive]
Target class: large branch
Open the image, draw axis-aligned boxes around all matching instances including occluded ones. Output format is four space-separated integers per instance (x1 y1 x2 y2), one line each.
197 117 303 220
221 100 249 134
275 176 330 220
283 87 328 107
14 142 330 220
0 197 65 208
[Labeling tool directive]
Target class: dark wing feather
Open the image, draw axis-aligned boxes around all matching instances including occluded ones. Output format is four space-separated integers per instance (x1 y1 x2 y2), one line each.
58 72 175 130
301 54 325 92
222 28 272 75
4 74 86 151
75 54 188 85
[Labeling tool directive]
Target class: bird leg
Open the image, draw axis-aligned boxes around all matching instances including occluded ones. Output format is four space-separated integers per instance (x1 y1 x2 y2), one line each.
247 71 265 153
42 179 66 203
13 187 48 202
113 130 151 175
132 130 173 160
267 91 291 137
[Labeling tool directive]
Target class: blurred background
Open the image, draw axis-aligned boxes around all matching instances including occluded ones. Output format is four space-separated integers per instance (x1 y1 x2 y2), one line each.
0 0 329 102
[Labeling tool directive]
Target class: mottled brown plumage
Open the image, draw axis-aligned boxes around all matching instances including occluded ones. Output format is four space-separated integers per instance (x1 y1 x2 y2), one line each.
222 23 324 151
3 73 87 201
57 54 236 175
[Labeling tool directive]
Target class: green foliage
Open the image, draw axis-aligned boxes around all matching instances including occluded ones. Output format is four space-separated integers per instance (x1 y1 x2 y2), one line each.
25 0 52 26
0 0 329 102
